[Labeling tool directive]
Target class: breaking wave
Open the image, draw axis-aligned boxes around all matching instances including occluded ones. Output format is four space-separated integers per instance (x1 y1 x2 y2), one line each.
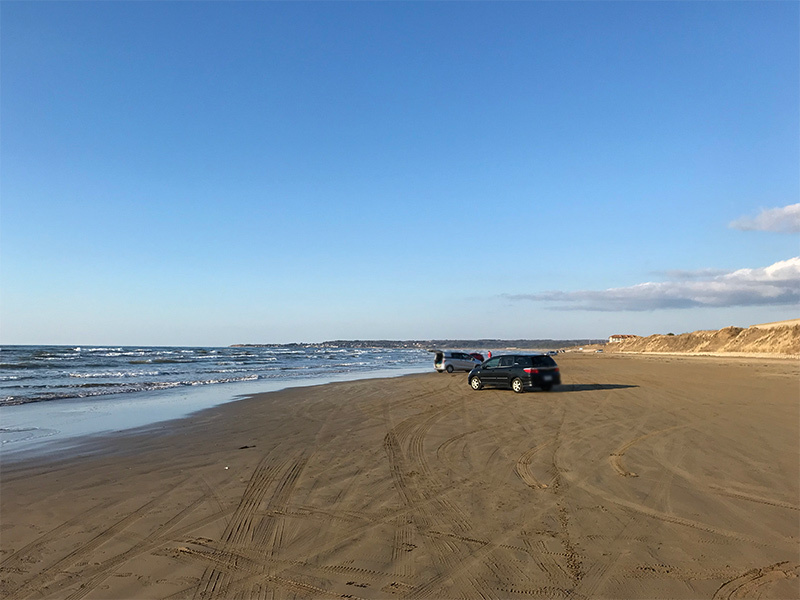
0 345 430 406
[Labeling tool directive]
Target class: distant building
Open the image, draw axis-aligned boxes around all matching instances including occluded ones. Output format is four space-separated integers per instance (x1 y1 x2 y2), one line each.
608 334 639 343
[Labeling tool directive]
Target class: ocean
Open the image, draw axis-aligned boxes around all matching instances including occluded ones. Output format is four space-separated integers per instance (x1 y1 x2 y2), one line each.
0 344 433 406
0 344 432 457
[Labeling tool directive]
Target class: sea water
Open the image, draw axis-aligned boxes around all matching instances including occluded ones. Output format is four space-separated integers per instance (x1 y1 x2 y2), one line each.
0 344 432 458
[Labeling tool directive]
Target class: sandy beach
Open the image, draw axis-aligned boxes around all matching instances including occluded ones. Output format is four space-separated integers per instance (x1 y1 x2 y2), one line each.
1 353 798 599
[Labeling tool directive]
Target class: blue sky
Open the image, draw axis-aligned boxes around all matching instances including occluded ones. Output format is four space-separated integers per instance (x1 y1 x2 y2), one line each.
2 1 798 346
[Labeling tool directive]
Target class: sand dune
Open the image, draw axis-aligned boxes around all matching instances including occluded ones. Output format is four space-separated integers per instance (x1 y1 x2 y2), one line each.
607 320 800 356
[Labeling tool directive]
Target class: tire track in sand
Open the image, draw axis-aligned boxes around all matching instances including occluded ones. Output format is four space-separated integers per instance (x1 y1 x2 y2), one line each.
56 475 234 600
62 490 211 600
0 499 117 576
210 452 312 600
515 440 555 489
6 478 191 600
609 424 686 478
384 400 496 598
707 484 800 512
564 469 780 548
712 561 800 599
192 450 295 600
245 453 310 596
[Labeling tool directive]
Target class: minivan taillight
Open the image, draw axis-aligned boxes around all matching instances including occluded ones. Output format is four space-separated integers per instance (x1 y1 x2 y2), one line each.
523 368 539 374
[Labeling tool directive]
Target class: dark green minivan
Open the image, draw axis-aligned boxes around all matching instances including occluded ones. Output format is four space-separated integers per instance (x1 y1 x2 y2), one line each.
468 354 561 393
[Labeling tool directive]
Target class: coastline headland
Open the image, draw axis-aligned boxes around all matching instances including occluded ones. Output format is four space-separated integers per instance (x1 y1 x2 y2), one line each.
231 338 607 350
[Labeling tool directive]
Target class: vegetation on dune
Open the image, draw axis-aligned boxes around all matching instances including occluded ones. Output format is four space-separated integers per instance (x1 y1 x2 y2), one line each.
606 323 800 355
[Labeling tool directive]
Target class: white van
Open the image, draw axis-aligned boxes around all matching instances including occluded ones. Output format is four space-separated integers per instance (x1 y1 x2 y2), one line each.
433 350 482 373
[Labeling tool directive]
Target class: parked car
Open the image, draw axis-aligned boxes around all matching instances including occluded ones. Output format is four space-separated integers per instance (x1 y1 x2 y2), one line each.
468 354 561 392
433 350 482 373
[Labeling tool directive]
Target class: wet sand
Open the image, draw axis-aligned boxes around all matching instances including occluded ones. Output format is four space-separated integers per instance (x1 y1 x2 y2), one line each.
1 353 798 599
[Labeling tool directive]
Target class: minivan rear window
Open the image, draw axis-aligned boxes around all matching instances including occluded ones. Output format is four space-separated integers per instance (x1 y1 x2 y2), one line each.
515 355 556 367
532 356 556 367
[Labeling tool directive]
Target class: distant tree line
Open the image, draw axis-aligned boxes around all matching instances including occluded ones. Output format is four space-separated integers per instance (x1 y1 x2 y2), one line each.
232 339 606 349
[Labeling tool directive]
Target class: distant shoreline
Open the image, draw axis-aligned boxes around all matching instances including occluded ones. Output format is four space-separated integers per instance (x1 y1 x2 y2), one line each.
231 338 607 349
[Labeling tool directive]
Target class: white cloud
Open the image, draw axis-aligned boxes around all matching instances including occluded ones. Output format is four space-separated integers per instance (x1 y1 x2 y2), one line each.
506 257 800 311
654 268 729 281
729 204 800 233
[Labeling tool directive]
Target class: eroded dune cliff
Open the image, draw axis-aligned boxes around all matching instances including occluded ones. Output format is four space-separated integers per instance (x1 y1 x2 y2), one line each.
606 320 800 356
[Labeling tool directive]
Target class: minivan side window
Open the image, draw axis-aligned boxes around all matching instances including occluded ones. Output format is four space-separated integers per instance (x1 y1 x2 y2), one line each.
499 356 514 367
515 357 532 367
483 357 501 369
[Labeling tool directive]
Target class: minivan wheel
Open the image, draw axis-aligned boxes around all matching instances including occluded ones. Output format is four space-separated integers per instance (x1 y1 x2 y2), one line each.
470 376 483 390
446 365 454 373
511 378 525 393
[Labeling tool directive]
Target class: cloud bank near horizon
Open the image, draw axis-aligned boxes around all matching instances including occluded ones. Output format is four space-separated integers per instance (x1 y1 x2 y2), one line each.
729 204 800 233
507 257 800 311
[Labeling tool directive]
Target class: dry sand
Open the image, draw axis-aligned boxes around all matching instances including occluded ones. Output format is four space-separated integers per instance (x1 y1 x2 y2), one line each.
1 353 798 599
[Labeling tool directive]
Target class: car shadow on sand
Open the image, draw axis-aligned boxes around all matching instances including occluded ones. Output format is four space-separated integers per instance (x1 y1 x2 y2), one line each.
555 383 638 392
